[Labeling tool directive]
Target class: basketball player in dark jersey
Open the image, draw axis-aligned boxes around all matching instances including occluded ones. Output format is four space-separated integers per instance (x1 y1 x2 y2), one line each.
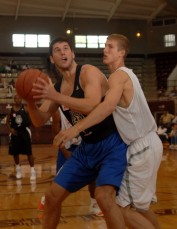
27 37 127 229
6 94 36 181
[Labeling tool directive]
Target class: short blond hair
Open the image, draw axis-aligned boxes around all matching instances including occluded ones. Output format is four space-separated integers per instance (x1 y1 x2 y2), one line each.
107 34 130 57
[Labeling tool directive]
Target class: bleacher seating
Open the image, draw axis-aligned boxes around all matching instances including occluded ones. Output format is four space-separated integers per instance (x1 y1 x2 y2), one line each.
155 53 177 90
0 55 48 103
1 53 177 103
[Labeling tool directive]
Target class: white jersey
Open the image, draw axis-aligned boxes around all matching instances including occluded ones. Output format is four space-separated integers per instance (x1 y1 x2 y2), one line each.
59 108 81 149
113 66 157 145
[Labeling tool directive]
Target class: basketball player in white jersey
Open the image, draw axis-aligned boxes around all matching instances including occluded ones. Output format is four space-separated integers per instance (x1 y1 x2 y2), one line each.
55 34 163 229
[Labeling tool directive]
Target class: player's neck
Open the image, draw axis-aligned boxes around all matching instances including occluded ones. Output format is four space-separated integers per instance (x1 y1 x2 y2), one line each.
13 104 22 111
108 62 125 73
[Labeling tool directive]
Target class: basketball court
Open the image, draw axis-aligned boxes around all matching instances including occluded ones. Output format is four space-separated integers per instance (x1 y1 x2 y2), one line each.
0 143 177 229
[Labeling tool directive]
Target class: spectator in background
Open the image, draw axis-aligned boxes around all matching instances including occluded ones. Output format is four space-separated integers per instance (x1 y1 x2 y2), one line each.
159 111 174 130
0 63 5 73
157 86 166 98
21 63 30 70
157 123 168 143
10 60 18 72
169 123 177 150
6 80 14 98
169 86 177 97
4 64 11 73
172 113 177 124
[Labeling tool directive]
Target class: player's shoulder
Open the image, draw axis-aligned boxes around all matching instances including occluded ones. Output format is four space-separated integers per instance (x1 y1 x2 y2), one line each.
81 64 100 72
109 68 129 85
80 64 103 79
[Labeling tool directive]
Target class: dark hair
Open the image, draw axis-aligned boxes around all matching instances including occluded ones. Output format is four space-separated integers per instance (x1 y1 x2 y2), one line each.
49 36 73 56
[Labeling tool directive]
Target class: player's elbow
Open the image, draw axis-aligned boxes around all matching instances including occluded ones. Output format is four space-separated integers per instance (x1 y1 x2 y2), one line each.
31 121 42 128
31 118 45 127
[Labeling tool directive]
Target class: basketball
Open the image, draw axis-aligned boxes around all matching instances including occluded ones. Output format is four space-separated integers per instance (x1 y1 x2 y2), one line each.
15 68 49 101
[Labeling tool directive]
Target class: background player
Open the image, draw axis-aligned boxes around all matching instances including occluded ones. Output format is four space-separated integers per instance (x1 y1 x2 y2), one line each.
6 94 36 181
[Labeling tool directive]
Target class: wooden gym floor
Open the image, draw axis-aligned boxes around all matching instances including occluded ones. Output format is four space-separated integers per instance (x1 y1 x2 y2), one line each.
0 143 177 229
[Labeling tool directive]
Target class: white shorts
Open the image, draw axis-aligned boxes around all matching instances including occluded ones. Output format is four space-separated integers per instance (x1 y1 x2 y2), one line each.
116 131 163 211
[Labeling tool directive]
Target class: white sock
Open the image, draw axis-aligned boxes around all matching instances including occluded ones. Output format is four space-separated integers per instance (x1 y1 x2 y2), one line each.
90 198 96 205
41 195 45 205
16 164 21 169
31 167 35 172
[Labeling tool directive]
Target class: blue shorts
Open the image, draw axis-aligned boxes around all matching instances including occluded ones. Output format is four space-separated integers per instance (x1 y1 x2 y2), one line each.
54 131 127 193
56 145 78 173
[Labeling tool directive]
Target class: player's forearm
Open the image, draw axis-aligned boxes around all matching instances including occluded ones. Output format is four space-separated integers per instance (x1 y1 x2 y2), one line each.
75 102 114 133
53 94 99 115
27 102 50 127
6 122 12 132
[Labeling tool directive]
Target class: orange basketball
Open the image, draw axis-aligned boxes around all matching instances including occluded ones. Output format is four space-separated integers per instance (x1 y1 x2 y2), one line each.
15 68 49 102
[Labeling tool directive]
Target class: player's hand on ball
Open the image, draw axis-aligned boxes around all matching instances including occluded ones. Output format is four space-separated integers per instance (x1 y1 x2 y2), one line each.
32 78 58 101
15 68 50 102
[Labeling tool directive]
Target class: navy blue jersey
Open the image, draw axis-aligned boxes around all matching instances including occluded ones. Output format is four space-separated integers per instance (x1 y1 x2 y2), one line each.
54 65 117 143
9 105 31 131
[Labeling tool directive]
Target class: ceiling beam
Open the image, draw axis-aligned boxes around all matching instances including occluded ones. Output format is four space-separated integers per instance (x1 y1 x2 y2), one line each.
148 2 167 22
107 0 123 22
62 0 72 21
15 0 21 20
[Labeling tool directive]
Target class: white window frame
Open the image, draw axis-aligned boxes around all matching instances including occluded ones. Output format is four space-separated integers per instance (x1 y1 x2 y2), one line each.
25 34 37 48
75 35 108 48
38 35 50 47
12 34 25 47
12 34 50 48
75 35 87 48
164 34 176 47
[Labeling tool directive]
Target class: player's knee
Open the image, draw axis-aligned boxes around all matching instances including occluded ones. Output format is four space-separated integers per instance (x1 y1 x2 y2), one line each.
45 187 61 209
95 188 115 210
45 189 54 207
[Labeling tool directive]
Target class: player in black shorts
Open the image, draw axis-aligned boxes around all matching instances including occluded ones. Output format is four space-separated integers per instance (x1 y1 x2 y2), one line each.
6 94 36 181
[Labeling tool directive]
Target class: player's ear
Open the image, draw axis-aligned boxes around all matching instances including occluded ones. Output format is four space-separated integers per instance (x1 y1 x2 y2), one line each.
119 49 126 58
50 55 54 64
72 52 75 59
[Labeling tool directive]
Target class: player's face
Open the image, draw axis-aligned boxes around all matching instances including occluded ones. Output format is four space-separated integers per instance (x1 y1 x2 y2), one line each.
50 42 75 70
103 39 122 65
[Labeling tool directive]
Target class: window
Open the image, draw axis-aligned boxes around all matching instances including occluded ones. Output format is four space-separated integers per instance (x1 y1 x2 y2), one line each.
75 35 108 48
164 34 176 47
98 36 107 48
12 34 25 47
87 36 98 48
38 35 50 47
75 35 86 48
12 34 50 48
25 34 37 48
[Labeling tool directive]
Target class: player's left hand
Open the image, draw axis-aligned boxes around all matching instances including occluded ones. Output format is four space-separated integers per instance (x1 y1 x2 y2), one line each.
53 126 80 148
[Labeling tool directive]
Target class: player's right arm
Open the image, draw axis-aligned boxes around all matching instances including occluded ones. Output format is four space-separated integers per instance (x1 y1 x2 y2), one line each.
32 65 108 115
26 100 59 127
